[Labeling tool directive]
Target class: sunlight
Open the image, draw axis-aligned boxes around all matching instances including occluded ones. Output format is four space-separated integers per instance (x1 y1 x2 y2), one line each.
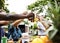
5 0 36 14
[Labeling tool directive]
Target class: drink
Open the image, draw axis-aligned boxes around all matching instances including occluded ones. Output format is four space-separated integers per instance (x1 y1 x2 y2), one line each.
1 37 7 43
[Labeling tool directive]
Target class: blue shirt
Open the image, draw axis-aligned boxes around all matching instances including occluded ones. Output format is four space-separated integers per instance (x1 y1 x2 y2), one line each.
0 27 5 37
7 24 22 41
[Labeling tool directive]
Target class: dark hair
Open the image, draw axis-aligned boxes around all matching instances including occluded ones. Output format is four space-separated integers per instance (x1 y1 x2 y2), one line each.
28 12 35 22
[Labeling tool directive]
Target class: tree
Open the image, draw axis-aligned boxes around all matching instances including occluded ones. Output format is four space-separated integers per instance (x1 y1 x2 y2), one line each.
27 0 48 14
0 0 9 13
27 0 60 43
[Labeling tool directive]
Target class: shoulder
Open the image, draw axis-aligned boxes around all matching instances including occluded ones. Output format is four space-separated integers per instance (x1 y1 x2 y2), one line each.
37 21 42 25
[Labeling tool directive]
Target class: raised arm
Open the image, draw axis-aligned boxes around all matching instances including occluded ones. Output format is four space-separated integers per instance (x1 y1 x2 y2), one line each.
38 15 50 29
40 21 50 29
0 12 34 21
0 12 35 26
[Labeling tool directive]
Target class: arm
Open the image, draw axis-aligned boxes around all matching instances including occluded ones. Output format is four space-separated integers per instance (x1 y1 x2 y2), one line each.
0 12 34 21
0 19 23 26
39 17 50 29
0 12 35 25
0 21 9 26
40 21 50 29
0 14 27 20
12 19 23 27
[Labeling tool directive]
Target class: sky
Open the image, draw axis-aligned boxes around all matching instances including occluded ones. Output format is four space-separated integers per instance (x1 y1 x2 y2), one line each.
5 0 36 14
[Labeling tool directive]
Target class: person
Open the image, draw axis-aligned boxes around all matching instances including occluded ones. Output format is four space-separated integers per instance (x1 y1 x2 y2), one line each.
35 14 46 36
7 19 23 43
0 10 34 43
0 12 34 25
0 21 9 37
36 14 52 36
37 14 51 29
0 21 9 43
1 27 5 37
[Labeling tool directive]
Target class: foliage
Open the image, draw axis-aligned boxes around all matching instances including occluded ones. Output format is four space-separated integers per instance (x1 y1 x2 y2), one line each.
0 0 5 9
0 0 9 13
47 0 60 30
27 0 60 14
27 0 60 43
27 0 48 14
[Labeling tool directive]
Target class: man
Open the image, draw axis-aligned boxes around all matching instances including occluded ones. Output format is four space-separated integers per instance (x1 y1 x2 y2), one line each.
7 19 23 43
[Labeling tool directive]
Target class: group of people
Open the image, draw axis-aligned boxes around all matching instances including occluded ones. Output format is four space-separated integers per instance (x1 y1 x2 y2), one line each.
0 10 52 43
0 10 35 43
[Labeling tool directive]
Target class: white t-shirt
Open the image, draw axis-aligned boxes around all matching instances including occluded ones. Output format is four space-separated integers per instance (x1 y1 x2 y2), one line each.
37 21 46 35
37 21 45 30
